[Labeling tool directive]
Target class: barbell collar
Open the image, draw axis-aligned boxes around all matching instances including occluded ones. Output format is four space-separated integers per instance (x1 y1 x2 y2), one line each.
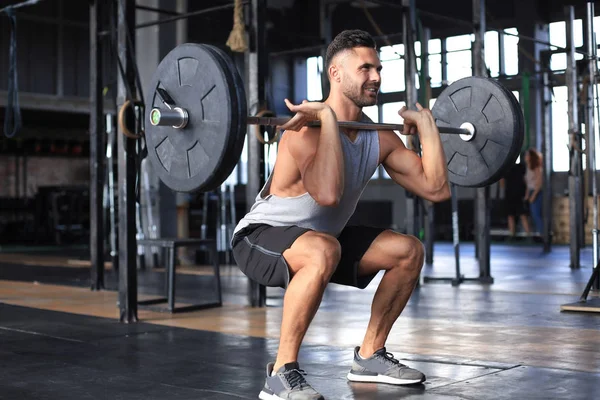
150 107 189 129
245 116 472 136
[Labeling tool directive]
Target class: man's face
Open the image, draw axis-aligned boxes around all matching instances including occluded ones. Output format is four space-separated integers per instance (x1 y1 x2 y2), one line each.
338 47 382 107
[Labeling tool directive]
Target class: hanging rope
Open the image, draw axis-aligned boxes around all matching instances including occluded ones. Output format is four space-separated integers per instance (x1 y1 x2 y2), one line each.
1 0 45 138
226 0 248 53
360 0 403 60
2 7 22 138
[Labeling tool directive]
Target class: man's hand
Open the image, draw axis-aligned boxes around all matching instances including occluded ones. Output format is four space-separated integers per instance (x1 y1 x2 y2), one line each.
398 102 437 136
279 99 336 132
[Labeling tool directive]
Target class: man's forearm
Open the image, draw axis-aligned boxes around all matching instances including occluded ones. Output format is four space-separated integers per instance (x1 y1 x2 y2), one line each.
418 119 448 193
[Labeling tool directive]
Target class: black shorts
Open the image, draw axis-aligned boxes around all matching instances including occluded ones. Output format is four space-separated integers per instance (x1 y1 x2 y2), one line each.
231 224 387 289
505 197 528 217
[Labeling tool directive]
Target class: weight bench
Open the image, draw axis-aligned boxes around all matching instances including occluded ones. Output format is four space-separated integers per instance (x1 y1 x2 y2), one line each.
137 238 222 313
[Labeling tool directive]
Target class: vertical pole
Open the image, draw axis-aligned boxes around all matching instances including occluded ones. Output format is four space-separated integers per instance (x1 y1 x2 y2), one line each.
106 114 119 269
498 30 506 77
246 0 268 307
440 38 447 85
541 66 553 253
22 156 27 199
420 27 431 107
89 0 105 291
566 5 581 269
117 0 138 322
403 0 420 239
473 0 492 282
421 27 435 264
56 0 64 97
451 184 462 285
586 1 600 287
319 0 332 101
14 156 19 198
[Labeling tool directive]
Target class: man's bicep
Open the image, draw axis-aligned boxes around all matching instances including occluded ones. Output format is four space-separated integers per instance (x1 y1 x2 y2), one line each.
380 131 422 177
383 145 423 180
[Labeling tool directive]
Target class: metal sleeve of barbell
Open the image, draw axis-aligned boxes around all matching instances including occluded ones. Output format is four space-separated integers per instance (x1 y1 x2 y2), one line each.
246 116 471 135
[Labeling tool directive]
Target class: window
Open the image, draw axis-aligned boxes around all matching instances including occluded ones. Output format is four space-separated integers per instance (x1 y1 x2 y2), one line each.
548 20 584 71
485 31 499 77
428 39 442 87
239 135 248 184
429 39 441 54
306 56 323 101
445 34 472 83
382 102 406 145
512 91 520 103
447 50 472 83
363 105 379 123
503 28 519 76
446 34 472 51
429 54 442 87
380 44 405 93
551 86 569 172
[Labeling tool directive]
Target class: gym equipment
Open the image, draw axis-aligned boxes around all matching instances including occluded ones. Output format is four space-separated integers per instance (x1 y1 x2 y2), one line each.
144 43 523 192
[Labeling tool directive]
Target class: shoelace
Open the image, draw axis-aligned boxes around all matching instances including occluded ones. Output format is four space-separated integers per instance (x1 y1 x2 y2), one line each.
376 351 407 368
284 368 309 389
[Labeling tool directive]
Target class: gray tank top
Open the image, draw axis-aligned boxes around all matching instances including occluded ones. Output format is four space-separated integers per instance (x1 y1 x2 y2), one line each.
233 121 380 238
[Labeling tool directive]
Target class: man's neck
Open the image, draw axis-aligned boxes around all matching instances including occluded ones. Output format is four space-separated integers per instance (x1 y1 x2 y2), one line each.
324 93 362 123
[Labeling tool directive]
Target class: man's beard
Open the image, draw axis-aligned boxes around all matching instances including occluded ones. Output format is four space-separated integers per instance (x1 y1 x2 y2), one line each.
342 79 378 107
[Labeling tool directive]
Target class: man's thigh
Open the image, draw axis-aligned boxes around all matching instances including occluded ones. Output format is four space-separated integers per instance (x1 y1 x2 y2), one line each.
331 225 389 289
356 229 422 276
231 224 310 289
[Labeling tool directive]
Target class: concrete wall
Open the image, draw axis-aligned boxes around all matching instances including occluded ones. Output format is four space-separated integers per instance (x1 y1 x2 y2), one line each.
0 156 88 198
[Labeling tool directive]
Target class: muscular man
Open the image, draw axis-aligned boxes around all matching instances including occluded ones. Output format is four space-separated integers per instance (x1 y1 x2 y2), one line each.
231 29 450 400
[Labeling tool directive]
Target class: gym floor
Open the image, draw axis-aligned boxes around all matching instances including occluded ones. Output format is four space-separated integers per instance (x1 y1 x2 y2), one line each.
1 243 599 399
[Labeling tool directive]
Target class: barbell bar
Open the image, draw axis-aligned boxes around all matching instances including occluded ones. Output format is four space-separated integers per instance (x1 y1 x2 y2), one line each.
143 43 524 193
149 107 476 138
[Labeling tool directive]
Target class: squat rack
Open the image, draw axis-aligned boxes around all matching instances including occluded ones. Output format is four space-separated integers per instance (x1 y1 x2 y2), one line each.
88 0 270 322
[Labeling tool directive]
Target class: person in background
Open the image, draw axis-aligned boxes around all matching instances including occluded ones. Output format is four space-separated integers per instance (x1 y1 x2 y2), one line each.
524 148 544 235
499 156 531 240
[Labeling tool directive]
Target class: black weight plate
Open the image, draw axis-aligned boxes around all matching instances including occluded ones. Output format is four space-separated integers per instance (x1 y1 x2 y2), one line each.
432 76 524 187
202 44 248 189
500 82 526 159
195 44 241 191
474 78 523 183
145 43 237 192
490 79 525 178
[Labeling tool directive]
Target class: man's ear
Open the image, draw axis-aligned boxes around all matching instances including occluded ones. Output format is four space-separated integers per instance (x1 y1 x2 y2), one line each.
329 64 341 83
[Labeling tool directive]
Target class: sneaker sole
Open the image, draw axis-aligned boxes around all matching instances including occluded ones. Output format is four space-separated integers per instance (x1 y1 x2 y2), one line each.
258 391 283 400
347 372 424 385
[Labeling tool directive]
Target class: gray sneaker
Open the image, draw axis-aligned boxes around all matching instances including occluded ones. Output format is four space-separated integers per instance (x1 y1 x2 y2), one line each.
347 346 426 385
258 362 324 400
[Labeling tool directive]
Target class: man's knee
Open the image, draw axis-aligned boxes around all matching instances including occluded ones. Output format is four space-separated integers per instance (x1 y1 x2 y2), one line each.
393 234 424 276
305 233 341 276
284 232 341 279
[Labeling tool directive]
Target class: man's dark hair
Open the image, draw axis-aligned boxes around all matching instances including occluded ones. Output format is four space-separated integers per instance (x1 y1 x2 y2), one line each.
325 29 376 70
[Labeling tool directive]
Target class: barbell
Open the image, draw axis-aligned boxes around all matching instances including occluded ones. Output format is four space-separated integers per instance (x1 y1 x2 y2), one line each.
143 43 524 193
